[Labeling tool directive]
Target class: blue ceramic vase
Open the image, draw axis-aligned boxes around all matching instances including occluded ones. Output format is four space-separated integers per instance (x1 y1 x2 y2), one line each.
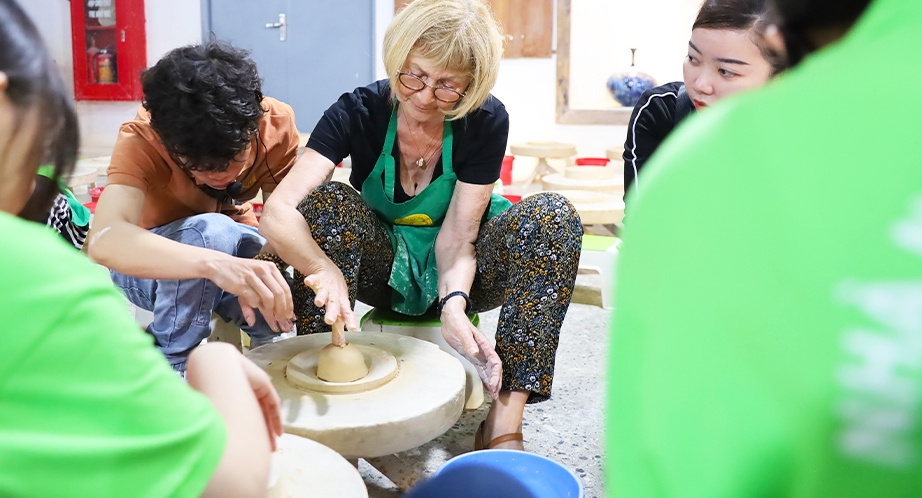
607 48 656 107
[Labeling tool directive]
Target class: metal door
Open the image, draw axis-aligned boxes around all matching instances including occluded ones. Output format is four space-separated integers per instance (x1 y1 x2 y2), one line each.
203 0 374 132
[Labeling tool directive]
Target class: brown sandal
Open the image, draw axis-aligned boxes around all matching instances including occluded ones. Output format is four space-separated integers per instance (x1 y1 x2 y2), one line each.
473 421 524 450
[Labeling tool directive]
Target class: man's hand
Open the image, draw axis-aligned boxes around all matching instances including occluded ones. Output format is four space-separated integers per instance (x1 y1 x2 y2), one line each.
207 255 295 332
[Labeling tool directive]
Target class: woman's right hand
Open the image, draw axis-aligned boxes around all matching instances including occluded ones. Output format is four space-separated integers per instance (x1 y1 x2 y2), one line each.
440 303 503 398
303 263 359 345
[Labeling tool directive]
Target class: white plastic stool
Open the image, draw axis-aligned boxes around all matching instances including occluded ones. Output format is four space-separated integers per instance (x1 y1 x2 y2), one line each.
361 308 484 410
578 235 620 309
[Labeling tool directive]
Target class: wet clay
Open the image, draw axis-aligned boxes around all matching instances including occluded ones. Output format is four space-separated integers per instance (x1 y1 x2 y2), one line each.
316 343 369 382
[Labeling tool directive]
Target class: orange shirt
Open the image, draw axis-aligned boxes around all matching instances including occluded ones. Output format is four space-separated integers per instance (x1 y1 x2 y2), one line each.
106 97 299 229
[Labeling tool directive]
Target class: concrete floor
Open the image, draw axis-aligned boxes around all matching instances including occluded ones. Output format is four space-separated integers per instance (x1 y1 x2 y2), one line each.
355 273 611 497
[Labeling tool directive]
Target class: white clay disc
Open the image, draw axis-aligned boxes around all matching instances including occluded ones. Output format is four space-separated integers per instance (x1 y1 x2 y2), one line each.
564 165 616 181
606 145 625 160
509 141 577 158
267 434 367 498
287 343 398 394
541 172 624 193
538 189 625 225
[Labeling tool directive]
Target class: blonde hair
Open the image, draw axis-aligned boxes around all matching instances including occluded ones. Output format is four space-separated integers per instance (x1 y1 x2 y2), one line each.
383 0 504 120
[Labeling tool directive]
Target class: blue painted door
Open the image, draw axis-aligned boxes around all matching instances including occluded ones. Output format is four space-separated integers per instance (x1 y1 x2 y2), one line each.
205 0 374 132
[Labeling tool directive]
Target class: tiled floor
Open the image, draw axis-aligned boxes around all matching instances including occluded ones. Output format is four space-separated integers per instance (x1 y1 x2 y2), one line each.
356 273 611 497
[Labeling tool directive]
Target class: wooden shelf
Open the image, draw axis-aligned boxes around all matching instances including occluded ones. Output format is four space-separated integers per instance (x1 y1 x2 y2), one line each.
85 25 116 31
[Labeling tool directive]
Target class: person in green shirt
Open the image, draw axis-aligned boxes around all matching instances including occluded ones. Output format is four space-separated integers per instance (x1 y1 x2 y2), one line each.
0 1 282 496
607 0 922 496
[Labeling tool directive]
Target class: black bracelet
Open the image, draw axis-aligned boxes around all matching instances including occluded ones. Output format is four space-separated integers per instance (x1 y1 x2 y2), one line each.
438 291 471 315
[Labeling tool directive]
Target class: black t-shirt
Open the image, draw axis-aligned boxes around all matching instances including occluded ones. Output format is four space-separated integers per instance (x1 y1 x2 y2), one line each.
622 81 695 199
307 79 509 202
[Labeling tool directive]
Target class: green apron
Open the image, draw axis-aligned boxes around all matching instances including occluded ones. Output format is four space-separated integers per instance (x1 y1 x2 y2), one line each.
360 105 511 315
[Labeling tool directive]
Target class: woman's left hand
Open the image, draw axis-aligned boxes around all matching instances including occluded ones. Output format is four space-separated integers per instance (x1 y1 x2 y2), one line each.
440 303 502 399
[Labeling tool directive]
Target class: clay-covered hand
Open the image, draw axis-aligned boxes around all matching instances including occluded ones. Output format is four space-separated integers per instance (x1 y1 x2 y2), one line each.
303 264 359 346
207 255 295 333
440 304 503 398
240 355 284 452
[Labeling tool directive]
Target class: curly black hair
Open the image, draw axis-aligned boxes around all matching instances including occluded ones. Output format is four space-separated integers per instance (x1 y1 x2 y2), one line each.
141 40 264 172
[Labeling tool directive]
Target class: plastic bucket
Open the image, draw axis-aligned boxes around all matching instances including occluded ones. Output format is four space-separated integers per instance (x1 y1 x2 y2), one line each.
404 450 583 498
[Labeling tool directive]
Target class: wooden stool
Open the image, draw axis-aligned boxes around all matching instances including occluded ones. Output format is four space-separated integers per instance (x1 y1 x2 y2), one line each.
509 141 577 188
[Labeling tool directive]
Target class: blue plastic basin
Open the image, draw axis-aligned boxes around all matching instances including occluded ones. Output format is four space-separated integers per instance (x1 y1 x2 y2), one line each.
404 450 583 498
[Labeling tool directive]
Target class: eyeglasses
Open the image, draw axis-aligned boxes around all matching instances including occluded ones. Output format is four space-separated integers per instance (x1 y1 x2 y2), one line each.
397 71 466 104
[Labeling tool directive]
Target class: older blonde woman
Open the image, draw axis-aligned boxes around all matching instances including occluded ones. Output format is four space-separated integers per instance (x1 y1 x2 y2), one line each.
259 0 581 450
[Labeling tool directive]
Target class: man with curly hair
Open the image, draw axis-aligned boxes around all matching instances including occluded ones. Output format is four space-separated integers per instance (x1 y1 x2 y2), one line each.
88 41 299 375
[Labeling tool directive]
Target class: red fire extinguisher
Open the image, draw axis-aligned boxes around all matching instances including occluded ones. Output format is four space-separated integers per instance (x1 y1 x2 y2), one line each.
86 37 99 83
95 49 116 84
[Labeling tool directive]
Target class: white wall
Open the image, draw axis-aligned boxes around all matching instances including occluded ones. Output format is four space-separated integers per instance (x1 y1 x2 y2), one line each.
493 57 624 158
21 0 202 157
23 0 695 160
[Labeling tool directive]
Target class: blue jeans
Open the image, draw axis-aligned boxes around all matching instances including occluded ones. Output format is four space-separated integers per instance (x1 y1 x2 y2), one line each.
110 213 278 372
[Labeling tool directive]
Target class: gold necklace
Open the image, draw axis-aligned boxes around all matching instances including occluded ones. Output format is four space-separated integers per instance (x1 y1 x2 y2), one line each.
401 107 441 169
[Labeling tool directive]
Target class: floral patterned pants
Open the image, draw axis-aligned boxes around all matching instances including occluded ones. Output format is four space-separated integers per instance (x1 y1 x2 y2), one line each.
281 181 582 402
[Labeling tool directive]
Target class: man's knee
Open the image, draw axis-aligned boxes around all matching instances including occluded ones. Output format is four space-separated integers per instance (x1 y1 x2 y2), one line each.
169 213 259 255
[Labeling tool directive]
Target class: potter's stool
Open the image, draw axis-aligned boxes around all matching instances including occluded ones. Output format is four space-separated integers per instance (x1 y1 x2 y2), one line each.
509 141 576 189
578 235 620 309
361 307 485 410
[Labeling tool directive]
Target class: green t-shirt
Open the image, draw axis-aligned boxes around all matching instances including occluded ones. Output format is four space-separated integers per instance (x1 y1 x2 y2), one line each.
607 0 922 496
0 213 225 497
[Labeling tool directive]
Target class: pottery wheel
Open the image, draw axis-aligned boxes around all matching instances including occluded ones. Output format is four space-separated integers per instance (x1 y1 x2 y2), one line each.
287 343 398 394
268 434 367 498
247 332 466 458
540 189 625 225
606 146 625 161
510 141 577 158
541 172 624 194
